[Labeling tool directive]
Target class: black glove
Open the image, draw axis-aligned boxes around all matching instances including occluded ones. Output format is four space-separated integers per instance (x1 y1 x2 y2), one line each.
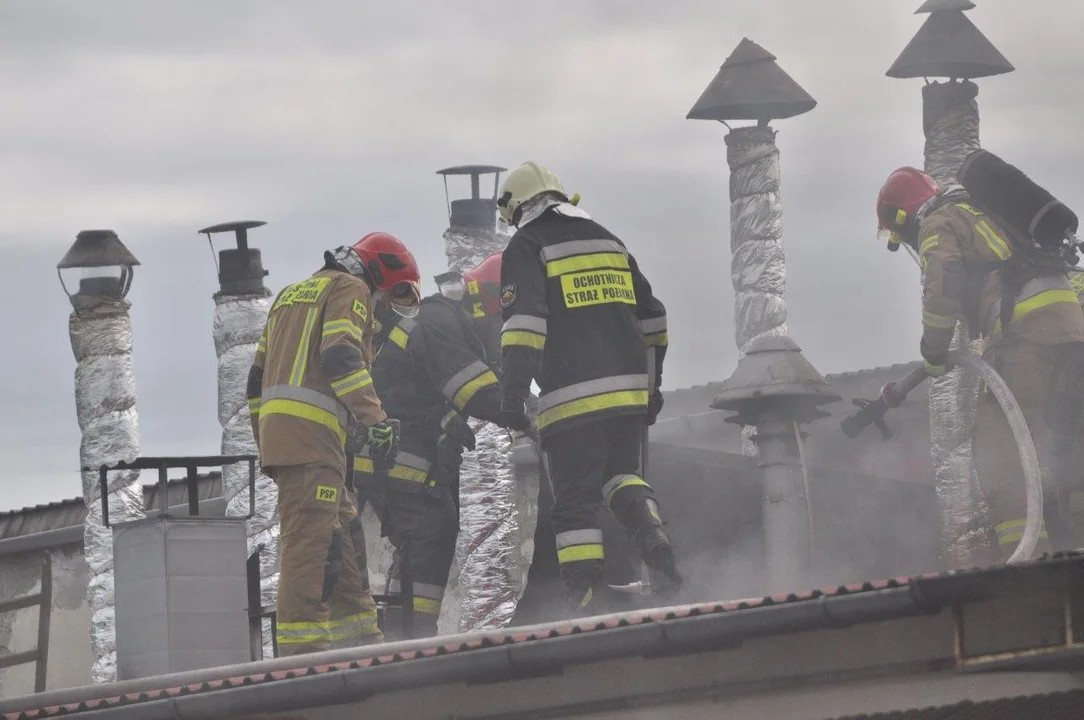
441 411 476 452
436 411 475 475
367 419 401 470
646 389 664 426
497 397 532 432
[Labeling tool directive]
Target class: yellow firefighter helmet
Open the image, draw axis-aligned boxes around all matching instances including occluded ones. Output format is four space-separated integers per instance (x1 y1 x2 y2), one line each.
497 161 568 226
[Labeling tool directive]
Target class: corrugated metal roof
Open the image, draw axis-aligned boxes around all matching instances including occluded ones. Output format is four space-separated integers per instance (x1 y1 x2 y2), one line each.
8 550 1084 719
825 687 1084 719
0 474 223 540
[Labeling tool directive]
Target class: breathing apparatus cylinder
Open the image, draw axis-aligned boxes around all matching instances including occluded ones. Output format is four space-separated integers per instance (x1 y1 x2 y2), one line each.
958 149 1079 252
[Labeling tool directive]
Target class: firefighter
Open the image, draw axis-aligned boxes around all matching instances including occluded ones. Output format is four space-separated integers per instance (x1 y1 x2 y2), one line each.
246 231 421 656
354 251 519 637
496 161 682 613
876 167 1084 560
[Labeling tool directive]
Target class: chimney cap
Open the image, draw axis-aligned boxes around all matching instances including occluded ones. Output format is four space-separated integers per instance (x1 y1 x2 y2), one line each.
915 0 976 13
687 37 817 123
887 9 1014 79
57 230 140 269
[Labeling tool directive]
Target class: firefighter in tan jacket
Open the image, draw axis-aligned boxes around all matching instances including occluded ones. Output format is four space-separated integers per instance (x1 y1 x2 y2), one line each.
247 232 422 656
877 167 1084 560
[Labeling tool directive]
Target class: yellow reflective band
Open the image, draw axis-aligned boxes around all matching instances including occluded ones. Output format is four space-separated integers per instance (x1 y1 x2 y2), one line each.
975 220 1012 261
315 485 338 503
413 597 442 615
538 390 649 432
1072 271 1084 298
276 611 379 645
388 464 429 484
922 311 956 330
323 318 364 344
453 370 499 410
353 456 374 473
327 611 379 641
955 202 983 217
546 252 630 278
579 587 593 608
288 308 320 386
331 368 373 397
501 330 546 350
919 234 940 257
605 476 651 507
561 270 637 309
995 518 1048 546
257 333 267 354
260 398 346 444
645 332 668 348
247 397 261 415
558 543 605 564
993 290 1080 336
388 327 410 350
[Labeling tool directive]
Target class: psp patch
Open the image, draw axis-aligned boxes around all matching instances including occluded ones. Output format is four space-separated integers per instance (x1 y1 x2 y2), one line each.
499 283 517 308
315 485 338 503
352 298 368 322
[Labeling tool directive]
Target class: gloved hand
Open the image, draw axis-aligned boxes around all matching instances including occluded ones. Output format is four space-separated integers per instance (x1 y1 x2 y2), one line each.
367 419 401 469
344 422 368 455
436 435 466 476
646 389 664 425
497 396 532 432
436 411 475 475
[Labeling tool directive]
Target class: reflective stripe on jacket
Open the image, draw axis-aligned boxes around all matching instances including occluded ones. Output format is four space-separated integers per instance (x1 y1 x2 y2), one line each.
247 268 385 474
918 201 1084 361
499 203 668 439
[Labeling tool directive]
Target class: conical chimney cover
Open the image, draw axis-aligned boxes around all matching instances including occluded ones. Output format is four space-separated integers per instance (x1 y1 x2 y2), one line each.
57 230 141 269
887 10 1014 79
915 0 975 13
687 38 816 122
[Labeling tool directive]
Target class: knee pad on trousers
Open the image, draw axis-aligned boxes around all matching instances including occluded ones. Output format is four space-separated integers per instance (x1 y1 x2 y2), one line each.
321 528 344 602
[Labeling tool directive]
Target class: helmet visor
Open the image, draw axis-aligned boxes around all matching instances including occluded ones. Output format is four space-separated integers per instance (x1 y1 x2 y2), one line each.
388 280 421 318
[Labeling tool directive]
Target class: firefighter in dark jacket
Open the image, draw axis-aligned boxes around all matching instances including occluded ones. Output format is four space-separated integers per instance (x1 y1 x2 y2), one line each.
496 161 682 612
354 262 516 637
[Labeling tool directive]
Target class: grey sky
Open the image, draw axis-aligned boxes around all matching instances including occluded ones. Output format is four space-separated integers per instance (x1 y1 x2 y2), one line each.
1 0 1081 511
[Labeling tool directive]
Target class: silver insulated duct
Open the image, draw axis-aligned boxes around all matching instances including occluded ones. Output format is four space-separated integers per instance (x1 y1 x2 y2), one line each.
921 82 997 566
886 1 1015 567
435 164 533 634
199 221 278 655
686 38 817 456
58 230 147 684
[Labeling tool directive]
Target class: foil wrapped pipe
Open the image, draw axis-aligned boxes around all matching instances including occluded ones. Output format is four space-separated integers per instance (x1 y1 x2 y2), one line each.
439 220 537 633
212 290 279 658
922 80 998 568
726 126 790 455
69 296 146 684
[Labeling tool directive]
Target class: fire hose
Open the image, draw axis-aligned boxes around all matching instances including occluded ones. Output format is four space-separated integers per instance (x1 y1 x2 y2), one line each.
840 349 1043 565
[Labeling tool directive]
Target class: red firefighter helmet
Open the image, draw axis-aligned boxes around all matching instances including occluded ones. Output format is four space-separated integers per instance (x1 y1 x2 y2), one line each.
462 251 503 318
876 167 941 250
352 232 421 316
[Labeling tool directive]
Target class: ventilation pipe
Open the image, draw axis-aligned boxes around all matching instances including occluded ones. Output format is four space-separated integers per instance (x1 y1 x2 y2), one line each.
686 38 817 456
198 221 278 657
436 164 534 633
887 0 1015 568
57 230 146 683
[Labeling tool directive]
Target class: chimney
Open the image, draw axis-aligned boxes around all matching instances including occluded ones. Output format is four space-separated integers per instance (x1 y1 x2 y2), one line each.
57 230 147 683
436 163 533 633
687 37 817 456
887 1 1013 568
711 336 840 591
198 221 278 657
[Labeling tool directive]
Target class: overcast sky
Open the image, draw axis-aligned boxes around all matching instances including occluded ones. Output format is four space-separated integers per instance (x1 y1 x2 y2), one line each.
1 0 1080 511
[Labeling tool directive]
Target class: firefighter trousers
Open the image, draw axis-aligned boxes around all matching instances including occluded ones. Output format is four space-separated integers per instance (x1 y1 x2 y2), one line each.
973 340 1084 561
271 462 382 656
363 472 459 638
543 414 658 609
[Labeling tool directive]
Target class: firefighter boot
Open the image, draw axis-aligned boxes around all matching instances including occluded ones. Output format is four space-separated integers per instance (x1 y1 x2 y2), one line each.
560 559 605 617
620 497 682 597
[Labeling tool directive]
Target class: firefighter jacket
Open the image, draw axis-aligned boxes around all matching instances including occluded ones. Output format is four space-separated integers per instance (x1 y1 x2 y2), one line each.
353 294 502 493
246 267 386 477
499 202 668 440
919 200 1084 363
